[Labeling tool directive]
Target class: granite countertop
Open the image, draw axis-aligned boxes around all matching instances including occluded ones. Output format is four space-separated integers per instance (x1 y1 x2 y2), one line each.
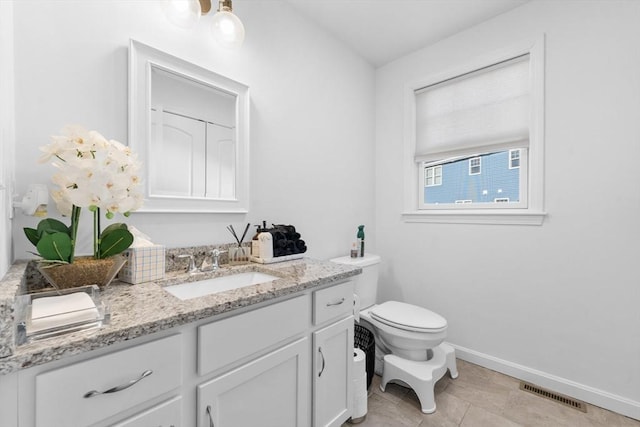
0 258 361 375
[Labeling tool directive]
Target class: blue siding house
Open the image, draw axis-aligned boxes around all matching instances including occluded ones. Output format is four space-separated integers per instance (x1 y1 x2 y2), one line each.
424 150 520 205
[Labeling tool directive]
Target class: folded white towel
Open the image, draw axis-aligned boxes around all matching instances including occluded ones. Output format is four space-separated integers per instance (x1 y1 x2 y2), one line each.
29 292 99 334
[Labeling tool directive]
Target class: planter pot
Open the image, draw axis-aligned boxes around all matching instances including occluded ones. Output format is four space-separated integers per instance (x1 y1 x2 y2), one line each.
37 255 127 291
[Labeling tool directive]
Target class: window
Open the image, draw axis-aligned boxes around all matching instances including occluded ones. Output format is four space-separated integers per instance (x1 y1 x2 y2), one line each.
469 157 481 175
415 55 529 210
509 149 520 169
425 165 442 187
404 36 545 225
423 150 525 205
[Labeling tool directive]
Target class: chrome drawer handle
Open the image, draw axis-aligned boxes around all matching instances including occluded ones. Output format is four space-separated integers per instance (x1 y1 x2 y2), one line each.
326 298 345 307
318 347 325 377
83 369 153 398
206 405 215 427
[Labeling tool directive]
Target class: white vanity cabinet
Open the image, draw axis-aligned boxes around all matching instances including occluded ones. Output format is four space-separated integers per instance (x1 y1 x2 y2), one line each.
313 282 355 427
5 279 356 427
196 281 355 427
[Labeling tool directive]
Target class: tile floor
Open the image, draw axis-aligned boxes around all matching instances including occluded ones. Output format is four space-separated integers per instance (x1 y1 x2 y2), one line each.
343 359 640 427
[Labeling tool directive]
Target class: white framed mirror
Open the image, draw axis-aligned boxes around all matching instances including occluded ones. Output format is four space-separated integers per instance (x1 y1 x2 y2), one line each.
129 39 249 213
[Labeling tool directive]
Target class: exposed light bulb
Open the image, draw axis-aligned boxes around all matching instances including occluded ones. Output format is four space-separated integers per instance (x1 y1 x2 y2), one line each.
164 0 201 29
211 3 245 49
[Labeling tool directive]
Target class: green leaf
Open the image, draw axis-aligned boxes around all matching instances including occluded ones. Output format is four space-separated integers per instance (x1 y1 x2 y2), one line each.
36 232 72 262
99 229 133 259
24 227 40 246
100 222 128 238
36 218 69 236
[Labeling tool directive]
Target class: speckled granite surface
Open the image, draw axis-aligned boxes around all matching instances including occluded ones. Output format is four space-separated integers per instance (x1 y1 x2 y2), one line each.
0 257 360 375
0 262 24 358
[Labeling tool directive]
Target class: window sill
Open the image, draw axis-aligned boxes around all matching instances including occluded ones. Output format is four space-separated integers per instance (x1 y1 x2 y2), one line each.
401 210 547 225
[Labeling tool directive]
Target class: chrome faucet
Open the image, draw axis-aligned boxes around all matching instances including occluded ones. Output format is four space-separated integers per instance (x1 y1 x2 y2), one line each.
210 249 227 271
177 254 199 274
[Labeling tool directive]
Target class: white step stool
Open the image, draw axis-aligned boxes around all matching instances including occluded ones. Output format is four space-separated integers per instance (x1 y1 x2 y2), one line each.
380 343 458 414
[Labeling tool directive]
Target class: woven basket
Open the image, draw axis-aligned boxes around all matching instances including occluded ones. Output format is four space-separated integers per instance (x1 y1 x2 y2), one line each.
355 324 375 390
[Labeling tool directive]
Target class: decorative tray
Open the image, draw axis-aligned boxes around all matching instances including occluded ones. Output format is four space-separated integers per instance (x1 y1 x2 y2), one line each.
15 285 109 345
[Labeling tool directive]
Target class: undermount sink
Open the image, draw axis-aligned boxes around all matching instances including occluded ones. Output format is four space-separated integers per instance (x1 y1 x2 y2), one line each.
163 271 279 300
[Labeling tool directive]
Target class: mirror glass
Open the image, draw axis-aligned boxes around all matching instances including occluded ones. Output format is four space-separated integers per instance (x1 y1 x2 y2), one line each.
129 40 249 213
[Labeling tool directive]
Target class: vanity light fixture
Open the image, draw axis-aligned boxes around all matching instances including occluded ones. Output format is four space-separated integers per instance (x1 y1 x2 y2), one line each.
164 0 245 49
210 0 245 49
164 0 202 29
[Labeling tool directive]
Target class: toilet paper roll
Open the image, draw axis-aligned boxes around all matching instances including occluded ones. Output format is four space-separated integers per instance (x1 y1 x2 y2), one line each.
352 348 368 419
353 348 366 379
353 294 360 322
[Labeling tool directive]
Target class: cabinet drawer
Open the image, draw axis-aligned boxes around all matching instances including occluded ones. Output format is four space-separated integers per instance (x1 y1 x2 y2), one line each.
35 334 182 427
198 295 309 376
112 396 182 427
313 281 354 325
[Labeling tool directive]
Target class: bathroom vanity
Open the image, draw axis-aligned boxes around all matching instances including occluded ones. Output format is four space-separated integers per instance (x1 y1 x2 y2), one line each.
0 258 360 427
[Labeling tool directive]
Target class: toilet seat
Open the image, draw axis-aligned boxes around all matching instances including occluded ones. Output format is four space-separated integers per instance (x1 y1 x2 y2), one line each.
370 301 447 333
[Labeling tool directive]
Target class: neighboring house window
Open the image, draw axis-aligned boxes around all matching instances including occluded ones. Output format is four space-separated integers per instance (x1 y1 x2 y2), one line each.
469 157 481 175
509 149 520 169
425 165 442 187
405 35 546 228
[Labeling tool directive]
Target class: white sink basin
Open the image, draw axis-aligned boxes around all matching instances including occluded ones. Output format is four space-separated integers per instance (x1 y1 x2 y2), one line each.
163 271 279 300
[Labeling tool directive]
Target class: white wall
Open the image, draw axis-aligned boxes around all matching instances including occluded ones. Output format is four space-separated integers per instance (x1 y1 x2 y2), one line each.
10 0 376 261
0 1 15 278
375 0 640 418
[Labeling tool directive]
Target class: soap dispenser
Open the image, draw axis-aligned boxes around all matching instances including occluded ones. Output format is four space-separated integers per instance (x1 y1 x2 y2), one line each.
251 221 264 258
357 225 365 257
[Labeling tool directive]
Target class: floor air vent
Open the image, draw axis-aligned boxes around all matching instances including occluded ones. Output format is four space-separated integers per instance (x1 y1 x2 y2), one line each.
519 381 587 413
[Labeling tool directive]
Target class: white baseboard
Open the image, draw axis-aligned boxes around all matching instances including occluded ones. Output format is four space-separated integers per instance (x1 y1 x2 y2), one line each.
448 342 640 421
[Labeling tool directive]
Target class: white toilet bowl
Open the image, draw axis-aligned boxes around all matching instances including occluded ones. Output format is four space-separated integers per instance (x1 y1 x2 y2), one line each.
360 301 447 361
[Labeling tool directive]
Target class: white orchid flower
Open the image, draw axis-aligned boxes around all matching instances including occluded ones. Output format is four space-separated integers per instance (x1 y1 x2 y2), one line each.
42 127 144 218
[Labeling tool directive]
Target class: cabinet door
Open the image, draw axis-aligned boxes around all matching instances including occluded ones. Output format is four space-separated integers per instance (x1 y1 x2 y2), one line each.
313 316 354 427
111 396 182 427
198 337 309 427
150 110 206 198
205 122 235 199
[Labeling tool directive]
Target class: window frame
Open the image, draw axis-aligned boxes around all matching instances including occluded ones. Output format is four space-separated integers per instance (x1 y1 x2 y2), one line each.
468 157 481 175
509 149 521 169
424 165 442 187
402 35 546 226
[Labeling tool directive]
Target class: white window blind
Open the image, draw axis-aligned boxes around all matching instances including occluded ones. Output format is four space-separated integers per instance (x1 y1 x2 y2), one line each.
415 55 530 163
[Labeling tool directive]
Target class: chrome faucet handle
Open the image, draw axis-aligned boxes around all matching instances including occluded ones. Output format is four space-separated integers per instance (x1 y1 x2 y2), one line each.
177 254 199 274
209 249 228 270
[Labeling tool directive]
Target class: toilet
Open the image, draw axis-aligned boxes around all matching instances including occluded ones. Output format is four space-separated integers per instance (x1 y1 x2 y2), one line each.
331 254 458 414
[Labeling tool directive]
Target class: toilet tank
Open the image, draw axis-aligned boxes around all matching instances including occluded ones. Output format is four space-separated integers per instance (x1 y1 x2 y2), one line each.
330 254 381 309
